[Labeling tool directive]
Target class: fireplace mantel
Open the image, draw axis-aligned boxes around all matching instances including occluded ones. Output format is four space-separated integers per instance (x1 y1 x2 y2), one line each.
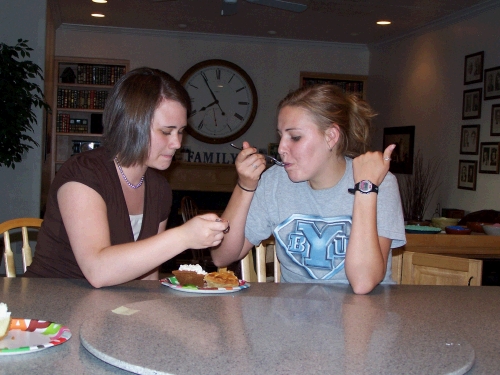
161 162 237 192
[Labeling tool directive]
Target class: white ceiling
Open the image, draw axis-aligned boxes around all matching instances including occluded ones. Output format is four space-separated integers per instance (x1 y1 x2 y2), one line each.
51 0 494 45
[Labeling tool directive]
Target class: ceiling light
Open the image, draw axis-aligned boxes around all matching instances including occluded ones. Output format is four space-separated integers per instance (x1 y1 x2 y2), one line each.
377 21 391 25
92 0 107 3
91 13 105 17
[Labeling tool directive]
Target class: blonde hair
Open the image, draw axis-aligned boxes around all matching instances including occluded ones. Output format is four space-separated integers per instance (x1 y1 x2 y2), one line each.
278 84 377 158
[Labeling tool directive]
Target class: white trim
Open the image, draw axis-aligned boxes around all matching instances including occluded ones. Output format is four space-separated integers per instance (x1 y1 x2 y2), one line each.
58 23 369 51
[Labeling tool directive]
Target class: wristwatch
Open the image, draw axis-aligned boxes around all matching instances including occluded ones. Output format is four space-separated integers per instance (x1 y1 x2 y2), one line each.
348 180 379 195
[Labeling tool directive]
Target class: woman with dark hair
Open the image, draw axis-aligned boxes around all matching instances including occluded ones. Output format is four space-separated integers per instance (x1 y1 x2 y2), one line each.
212 84 405 294
25 68 229 287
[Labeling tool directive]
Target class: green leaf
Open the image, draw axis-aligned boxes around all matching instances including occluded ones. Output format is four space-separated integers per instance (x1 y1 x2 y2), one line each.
0 39 51 169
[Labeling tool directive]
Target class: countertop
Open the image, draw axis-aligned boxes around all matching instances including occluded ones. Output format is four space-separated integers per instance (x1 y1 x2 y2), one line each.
1 278 499 374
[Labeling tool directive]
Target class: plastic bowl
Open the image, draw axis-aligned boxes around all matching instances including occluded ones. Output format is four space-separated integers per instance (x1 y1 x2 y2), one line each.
466 221 493 233
483 224 500 236
445 225 472 235
431 217 460 231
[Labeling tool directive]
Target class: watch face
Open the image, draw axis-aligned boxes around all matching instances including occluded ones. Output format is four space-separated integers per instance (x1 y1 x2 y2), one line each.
180 59 258 144
359 180 373 192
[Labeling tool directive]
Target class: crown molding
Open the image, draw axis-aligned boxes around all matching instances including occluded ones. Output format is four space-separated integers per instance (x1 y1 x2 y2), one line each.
58 23 368 51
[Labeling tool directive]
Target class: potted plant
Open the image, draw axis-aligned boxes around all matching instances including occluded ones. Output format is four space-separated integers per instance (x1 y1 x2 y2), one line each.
0 39 51 169
397 150 441 223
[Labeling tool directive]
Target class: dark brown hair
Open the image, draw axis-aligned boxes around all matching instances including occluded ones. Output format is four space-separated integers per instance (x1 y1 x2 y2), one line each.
278 84 376 158
102 67 190 166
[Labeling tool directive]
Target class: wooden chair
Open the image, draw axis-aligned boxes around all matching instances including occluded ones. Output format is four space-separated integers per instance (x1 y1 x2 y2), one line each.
180 196 212 268
401 251 482 286
241 237 280 283
1 218 43 277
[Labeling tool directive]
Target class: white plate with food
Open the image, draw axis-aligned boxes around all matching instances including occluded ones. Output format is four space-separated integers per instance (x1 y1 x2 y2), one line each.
0 319 72 356
161 277 250 294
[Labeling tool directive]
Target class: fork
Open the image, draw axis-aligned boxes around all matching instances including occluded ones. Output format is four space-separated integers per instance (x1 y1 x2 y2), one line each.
230 143 285 167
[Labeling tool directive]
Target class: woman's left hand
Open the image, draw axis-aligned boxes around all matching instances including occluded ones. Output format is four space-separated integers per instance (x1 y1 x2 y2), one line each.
352 144 396 186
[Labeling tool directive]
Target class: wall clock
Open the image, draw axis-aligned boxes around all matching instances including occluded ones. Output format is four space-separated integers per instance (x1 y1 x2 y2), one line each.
180 59 258 144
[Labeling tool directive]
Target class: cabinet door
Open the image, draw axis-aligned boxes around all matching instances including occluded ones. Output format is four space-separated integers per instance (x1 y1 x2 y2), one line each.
401 251 482 286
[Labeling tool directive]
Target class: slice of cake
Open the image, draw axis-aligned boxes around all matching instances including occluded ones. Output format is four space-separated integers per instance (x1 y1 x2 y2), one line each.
172 264 207 288
204 270 239 288
0 303 11 340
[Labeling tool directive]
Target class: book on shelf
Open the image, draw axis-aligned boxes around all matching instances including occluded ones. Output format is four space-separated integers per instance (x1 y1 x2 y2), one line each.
57 89 108 109
75 64 126 85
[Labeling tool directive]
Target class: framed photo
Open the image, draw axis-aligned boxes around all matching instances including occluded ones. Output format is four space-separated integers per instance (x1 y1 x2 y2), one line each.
457 160 477 190
460 124 480 155
479 142 500 174
383 126 415 174
300 72 366 99
464 51 484 85
484 66 500 100
462 88 482 119
491 104 500 136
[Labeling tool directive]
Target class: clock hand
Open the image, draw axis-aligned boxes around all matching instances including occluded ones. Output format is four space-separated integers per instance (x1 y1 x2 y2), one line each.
212 109 218 128
201 72 226 115
199 100 217 111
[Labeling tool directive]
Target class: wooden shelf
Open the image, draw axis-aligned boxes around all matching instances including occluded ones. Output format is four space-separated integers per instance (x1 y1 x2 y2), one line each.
56 132 103 137
46 57 130 184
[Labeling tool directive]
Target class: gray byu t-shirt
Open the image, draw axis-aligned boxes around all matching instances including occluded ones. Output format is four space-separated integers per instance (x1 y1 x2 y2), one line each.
245 157 406 284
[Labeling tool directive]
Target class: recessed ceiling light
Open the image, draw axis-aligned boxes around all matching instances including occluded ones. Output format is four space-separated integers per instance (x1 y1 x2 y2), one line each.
267 30 277 35
377 21 391 25
91 13 105 17
92 0 107 3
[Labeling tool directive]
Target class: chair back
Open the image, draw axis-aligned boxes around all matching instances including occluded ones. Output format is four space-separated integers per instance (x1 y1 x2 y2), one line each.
180 196 198 222
1 218 43 277
180 196 212 267
241 237 280 283
401 251 482 286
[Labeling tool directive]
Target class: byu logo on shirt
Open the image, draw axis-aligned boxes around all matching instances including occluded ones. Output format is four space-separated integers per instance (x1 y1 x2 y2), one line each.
274 214 351 280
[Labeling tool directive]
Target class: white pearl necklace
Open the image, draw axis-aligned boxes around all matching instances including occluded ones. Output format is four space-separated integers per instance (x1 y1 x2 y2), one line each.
115 157 145 189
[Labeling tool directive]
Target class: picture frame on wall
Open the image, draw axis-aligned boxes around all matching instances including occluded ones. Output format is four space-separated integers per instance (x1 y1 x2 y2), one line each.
460 124 480 155
483 66 500 100
457 160 477 190
491 104 500 136
299 71 366 99
464 51 484 85
479 142 500 174
382 126 415 174
462 88 482 119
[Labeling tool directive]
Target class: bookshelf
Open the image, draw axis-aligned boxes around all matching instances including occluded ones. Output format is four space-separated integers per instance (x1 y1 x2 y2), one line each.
300 72 367 99
48 57 129 178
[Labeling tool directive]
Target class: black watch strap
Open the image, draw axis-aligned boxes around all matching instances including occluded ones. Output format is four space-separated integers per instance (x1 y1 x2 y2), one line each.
348 180 379 195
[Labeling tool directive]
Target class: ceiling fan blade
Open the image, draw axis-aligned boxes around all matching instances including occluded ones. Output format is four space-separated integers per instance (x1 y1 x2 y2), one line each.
245 0 307 13
221 0 238 16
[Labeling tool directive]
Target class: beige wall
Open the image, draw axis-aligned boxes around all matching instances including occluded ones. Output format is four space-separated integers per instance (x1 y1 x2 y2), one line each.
0 0 47 223
55 25 369 155
369 4 500 218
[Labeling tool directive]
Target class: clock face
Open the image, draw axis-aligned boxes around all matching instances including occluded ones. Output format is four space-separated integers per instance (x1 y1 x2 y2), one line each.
180 59 258 144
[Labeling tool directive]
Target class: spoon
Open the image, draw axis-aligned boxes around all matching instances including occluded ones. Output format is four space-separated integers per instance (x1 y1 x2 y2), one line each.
230 143 285 167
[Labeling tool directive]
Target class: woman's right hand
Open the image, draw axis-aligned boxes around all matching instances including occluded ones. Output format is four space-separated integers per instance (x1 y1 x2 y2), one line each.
235 141 266 191
180 214 229 249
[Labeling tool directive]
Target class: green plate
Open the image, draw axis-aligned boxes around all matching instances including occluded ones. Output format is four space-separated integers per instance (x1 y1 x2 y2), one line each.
405 225 442 234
